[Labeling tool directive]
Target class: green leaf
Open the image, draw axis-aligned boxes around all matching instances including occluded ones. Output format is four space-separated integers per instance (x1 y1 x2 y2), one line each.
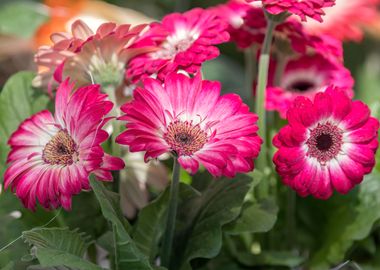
0 2 48 38
310 172 380 270
90 178 155 270
23 227 90 257
224 198 278 235
33 250 102 270
235 251 305 268
0 261 14 270
22 227 100 270
0 71 49 176
132 187 170 261
172 174 252 270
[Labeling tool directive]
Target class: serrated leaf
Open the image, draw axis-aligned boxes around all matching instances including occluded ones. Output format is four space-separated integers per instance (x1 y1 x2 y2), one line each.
0 2 48 38
90 178 154 270
23 227 90 257
22 227 100 270
310 172 380 270
0 71 49 176
172 174 252 270
224 198 278 235
34 249 102 270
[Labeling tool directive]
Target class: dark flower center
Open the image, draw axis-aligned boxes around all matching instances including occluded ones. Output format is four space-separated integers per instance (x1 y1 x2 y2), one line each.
306 122 343 164
289 80 315 92
164 120 208 156
42 130 78 165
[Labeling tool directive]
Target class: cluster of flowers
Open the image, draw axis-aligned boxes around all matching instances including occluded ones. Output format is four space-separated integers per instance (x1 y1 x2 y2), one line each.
4 0 379 210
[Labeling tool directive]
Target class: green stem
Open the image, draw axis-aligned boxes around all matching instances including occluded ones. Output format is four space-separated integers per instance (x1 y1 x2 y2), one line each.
54 209 66 227
161 158 181 269
103 84 122 192
255 18 276 198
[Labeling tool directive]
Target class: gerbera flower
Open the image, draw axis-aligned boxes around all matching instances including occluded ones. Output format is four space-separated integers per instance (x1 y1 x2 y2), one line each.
273 87 379 199
116 73 262 177
266 53 353 118
302 0 380 42
4 80 125 210
33 19 153 92
126 8 230 83
248 0 336 22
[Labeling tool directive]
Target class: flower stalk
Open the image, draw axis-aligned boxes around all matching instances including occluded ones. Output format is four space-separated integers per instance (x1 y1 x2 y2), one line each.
161 157 181 268
255 18 276 167
255 17 276 198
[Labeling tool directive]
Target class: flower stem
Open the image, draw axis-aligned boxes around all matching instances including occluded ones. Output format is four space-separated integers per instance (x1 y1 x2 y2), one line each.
161 158 181 269
255 18 276 198
103 84 122 192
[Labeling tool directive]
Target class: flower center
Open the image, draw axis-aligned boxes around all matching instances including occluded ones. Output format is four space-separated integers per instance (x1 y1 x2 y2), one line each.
42 130 78 165
289 80 316 92
151 29 199 60
306 122 343 164
163 120 208 156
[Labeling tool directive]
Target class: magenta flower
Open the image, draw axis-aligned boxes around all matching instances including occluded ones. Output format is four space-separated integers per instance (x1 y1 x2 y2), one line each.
126 8 230 83
4 80 125 210
266 53 353 118
273 88 379 199
33 20 152 92
249 0 336 22
116 73 262 177
302 0 380 42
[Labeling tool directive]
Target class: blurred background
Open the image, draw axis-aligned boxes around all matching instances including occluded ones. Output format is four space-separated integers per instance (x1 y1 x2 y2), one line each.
0 1 380 269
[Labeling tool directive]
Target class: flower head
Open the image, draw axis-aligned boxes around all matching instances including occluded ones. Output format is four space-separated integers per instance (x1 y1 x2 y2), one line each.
302 0 380 41
266 53 353 118
33 19 153 92
249 0 336 22
4 80 124 210
273 88 379 199
116 73 262 177
126 8 230 83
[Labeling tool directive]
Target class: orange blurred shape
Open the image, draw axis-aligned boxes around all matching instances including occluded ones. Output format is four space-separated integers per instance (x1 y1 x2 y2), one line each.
34 0 153 48
34 0 85 47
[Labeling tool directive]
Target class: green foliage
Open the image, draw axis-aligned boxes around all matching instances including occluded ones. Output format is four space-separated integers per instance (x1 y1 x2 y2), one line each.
224 198 278 235
0 71 49 176
132 187 170 262
0 2 48 38
22 227 101 270
310 172 380 269
171 174 252 270
90 177 155 270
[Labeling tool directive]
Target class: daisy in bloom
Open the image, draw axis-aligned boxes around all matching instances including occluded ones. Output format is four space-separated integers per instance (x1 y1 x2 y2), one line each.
33 19 153 92
116 73 262 177
273 87 379 199
266 53 353 118
302 0 380 42
4 80 125 210
126 8 230 83
248 0 336 22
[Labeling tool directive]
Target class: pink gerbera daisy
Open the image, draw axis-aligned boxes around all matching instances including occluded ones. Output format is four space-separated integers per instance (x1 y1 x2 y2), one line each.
249 0 336 22
33 19 152 92
4 80 125 210
273 87 379 199
266 53 353 118
116 73 262 177
126 8 230 83
302 0 380 41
